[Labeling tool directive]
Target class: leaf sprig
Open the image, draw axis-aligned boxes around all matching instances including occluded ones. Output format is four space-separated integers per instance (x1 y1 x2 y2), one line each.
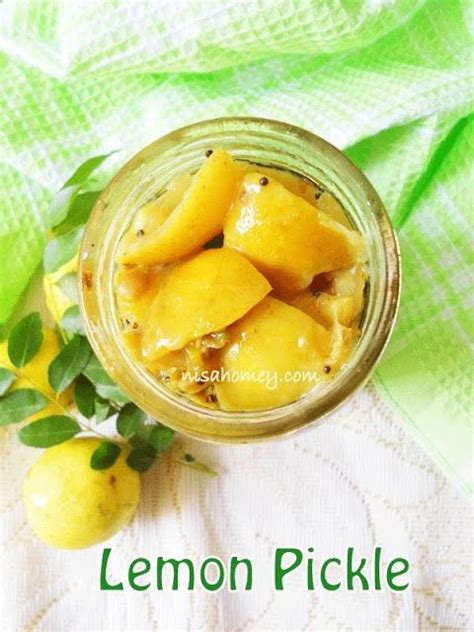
44 151 116 274
0 309 214 474
0 153 215 477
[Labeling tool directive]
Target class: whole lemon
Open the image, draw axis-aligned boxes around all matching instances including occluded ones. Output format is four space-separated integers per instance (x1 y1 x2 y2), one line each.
23 438 140 549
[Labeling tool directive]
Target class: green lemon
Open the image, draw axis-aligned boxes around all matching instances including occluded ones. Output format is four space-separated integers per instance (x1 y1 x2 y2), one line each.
23 438 140 549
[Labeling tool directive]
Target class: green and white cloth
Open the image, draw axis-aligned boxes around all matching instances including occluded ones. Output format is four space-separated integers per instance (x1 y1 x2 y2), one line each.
1 0 473 490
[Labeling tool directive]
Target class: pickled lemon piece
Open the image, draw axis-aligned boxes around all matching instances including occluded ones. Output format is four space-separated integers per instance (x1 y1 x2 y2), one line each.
115 264 166 332
244 165 320 206
290 291 354 329
327 264 367 322
290 292 358 372
141 248 271 361
147 332 227 404
242 164 353 228
316 191 352 229
118 149 242 265
327 321 358 371
215 297 331 410
118 172 192 256
224 173 366 295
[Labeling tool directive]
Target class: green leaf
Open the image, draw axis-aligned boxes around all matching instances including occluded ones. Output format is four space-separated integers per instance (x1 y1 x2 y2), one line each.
116 403 146 438
56 272 79 302
54 190 102 235
82 354 112 385
63 152 117 188
74 376 96 419
146 424 175 454
7 312 43 368
60 305 84 335
48 335 91 393
0 367 15 396
90 441 121 470
126 445 156 473
94 383 129 404
125 422 174 462
127 423 174 455
95 396 112 423
0 389 48 426
18 415 81 447
43 226 84 274
129 433 150 450
48 185 78 228
83 355 130 404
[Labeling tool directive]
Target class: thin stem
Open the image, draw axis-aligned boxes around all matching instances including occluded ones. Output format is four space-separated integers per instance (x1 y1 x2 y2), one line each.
13 366 123 446
170 457 217 477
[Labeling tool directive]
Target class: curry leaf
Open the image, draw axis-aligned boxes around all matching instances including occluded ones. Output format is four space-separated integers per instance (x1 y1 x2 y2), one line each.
94 396 112 423
74 376 96 419
7 312 43 368
48 185 78 228
116 403 146 438
0 389 48 426
18 415 81 447
146 424 175 454
60 305 84 335
95 383 130 404
90 441 121 470
48 335 91 393
126 445 156 473
56 272 79 302
83 355 130 404
53 190 102 235
0 367 16 396
82 354 112 385
63 151 117 188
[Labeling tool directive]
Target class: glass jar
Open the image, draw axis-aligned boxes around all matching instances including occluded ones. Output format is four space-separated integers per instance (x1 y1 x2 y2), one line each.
78 117 400 443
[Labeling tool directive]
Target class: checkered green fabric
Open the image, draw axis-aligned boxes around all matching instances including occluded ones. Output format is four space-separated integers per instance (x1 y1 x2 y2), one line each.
1 0 473 490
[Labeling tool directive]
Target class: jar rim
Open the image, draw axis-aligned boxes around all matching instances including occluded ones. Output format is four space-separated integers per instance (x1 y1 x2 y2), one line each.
79 116 401 443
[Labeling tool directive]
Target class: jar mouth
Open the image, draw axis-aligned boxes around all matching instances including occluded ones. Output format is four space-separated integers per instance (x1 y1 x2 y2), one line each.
79 117 401 443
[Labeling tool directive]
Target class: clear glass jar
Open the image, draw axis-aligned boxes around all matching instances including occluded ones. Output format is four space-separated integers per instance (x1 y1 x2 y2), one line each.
78 117 400 443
